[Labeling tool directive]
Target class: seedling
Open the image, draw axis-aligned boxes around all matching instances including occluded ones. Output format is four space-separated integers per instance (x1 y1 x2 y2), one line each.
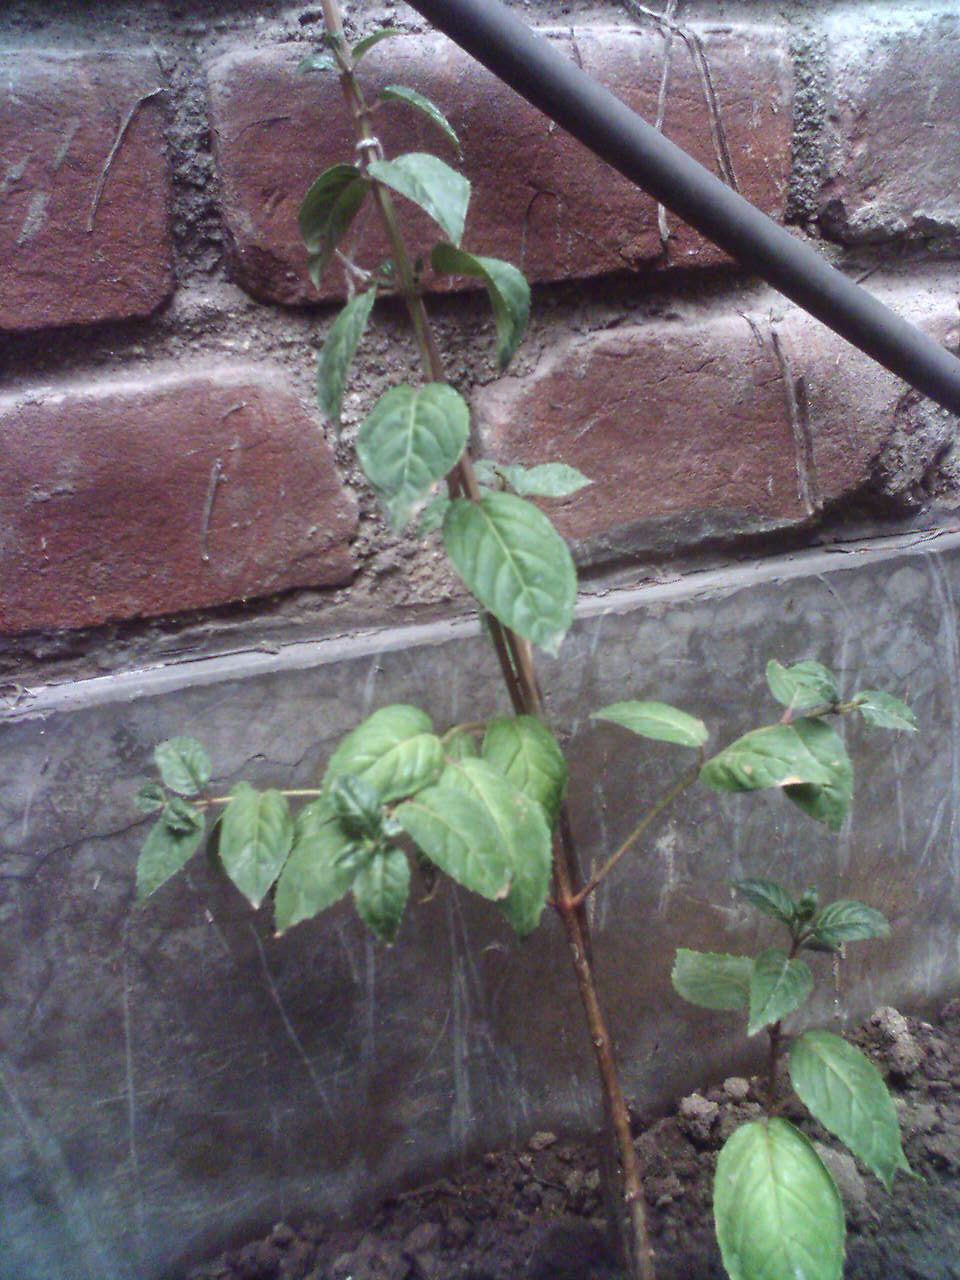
132 5 920 1275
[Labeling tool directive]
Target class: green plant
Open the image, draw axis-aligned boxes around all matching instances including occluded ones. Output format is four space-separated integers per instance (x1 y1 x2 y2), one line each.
669 659 917 1280
132 7 920 1277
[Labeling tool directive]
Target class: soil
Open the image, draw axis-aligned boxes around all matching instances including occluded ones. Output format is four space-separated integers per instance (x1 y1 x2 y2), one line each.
187 1001 960 1280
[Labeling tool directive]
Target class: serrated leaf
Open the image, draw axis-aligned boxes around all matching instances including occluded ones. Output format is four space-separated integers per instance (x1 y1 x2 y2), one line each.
731 878 796 925
766 658 840 712
163 795 203 835
853 689 918 732
352 26 404 61
274 800 363 933
701 723 834 794
296 51 339 76
443 493 576 656
218 783 294 909
154 737 211 796
353 846 410 943
329 773 383 840
439 757 551 936
367 153 470 246
416 493 451 537
714 1118 845 1280
325 704 444 803
494 461 591 497
430 243 529 368
591 700 708 749
671 949 752 1011
299 163 368 282
811 899 890 949
317 288 376 422
481 715 567 827
789 1030 911 1189
356 382 469 530
783 718 853 832
137 804 205 901
381 85 460 152
135 781 167 814
748 948 813 1035
395 785 512 901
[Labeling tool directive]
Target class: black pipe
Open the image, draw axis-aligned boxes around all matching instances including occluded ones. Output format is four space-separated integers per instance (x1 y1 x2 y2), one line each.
405 0 960 417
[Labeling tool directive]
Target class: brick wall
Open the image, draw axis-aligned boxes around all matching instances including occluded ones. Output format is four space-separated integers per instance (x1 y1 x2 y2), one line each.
2 0 958 673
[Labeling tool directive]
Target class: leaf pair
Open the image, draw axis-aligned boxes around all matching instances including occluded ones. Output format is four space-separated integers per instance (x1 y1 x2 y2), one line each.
767 657 917 731
671 947 812 1037
732 877 890 950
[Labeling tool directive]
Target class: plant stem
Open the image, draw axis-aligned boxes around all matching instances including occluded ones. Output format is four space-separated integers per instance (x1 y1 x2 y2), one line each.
570 755 703 908
318 8 654 1275
199 789 325 808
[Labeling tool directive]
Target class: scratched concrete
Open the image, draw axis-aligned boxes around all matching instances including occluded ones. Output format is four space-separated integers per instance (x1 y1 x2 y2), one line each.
2 531 960 1280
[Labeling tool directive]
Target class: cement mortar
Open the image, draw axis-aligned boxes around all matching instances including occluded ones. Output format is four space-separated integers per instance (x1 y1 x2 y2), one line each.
2 530 960 1279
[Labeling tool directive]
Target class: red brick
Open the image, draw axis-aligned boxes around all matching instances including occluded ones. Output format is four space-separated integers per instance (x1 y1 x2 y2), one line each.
774 276 960 504
208 25 792 304
472 312 807 554
0 51 173 333
820 12 960 243
0 368 357 633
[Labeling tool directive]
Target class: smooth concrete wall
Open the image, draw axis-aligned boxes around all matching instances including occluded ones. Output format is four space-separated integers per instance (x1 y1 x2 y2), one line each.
2 531 960 1279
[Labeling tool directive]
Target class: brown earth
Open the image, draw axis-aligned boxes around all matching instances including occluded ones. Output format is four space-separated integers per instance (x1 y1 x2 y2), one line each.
187 1002 960 1280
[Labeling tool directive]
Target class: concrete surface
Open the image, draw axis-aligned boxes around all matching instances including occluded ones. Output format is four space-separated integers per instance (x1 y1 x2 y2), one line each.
2 529 960 1279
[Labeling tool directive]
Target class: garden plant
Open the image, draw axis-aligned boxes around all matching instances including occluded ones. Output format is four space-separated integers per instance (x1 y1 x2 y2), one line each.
134 7 919 1278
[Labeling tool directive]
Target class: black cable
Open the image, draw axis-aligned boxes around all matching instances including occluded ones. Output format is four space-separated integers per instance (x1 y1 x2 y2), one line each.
405 0 960 417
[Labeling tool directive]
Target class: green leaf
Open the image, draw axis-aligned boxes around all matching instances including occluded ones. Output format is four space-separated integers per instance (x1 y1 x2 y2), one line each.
416 493 451 537
731 878 796 925
299 163 368 281
439 757 551 936
670 949 752 1012
367 153 470 246
430 243 529 368
714 1118 845 1280
296 50 339 76
352 26 404 61
353 847 410 943
472 458 500 488
317 288 376 422
591 700 708 749
356 382 469 530
811 899 890 949
766 658 840 712
381 85 460 152
274 800 362 933
784 719 853 832
137 804 205 901
493 461 592 498
218 784 294 910
701 723 834 794
852 689 918 733
794 887 819 923
481 715 567 827
325 704 444 803
789 1030 911 1189
443 493 577 656
445 730 480 761
329 773 383 840
135 781 167 814
154 737 211 796
747 948 814 1035
395 785 512 901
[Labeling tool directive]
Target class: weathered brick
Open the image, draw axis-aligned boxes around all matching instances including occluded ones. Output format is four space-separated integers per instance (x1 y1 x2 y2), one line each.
820 10 960 243
208 25 792 304
0 51 174 333
472 312 807 556
0 368 357 633
473 275 960 560
774 276 960 506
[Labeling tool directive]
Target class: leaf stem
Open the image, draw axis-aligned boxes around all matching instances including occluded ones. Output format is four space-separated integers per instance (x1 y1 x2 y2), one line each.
440 720 488 745
569 752 703 909
199 789 325 808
